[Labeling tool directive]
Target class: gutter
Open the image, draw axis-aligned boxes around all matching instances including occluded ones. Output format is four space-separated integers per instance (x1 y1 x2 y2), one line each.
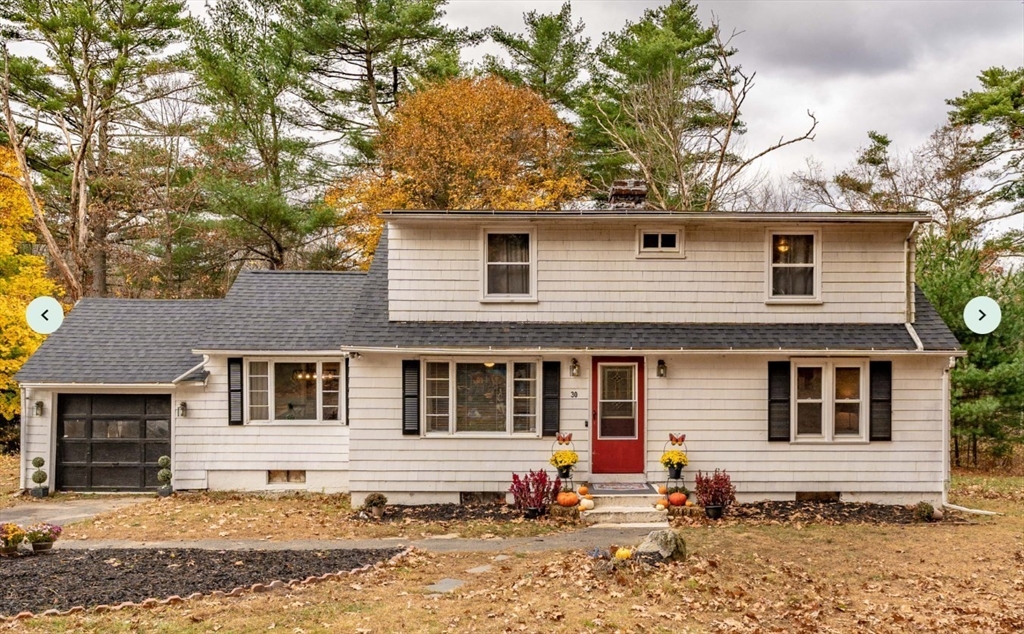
20 389 27 490
16 382 177 389
340 345 967 357
172 354 210 383
192 349 344 356
384 211 934 223
904 323 924 351
905 221 920 322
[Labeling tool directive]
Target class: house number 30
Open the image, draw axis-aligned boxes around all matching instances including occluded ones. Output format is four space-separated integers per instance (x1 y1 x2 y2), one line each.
570 391 578 398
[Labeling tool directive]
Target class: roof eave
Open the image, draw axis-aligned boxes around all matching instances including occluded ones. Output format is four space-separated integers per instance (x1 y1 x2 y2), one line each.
382 210 934 223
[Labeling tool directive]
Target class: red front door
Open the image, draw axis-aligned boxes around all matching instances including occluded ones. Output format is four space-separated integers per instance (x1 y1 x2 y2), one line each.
591 357 645 474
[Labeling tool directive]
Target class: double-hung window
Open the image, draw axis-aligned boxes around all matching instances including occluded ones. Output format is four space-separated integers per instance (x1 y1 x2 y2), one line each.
246 360 344 423
768 230 819 301
423 360 539 435
792 360 867 442
483 229 536 301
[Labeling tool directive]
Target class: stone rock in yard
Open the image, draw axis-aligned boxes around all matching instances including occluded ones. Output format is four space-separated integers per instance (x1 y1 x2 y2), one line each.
635 529 687 562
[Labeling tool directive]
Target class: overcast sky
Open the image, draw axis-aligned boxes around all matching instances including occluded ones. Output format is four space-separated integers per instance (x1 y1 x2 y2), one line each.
438 0 1024 182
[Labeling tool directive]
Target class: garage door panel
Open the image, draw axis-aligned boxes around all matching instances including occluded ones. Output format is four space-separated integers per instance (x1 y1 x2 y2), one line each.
61 443 88 463
57 394 171 492
91 466 141 489
92 443 142 463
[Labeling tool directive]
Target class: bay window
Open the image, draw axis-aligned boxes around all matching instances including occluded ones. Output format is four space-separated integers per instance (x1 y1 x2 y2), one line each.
246 360 344 423
423 360 539 435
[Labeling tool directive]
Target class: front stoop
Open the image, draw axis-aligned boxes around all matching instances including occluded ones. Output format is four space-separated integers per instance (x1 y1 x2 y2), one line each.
580 491 669 526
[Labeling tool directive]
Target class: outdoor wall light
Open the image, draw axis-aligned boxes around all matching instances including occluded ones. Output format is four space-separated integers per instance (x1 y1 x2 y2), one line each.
657 359 668 378
348 351 362 360
176 401 188 418
34 401 44 417
569 358 580 377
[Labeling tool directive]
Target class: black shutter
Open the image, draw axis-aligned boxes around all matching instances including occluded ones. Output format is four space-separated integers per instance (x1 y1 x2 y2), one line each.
768 361 791 442
344 357 350 427
542 361 561 437
402 360 420 435
869 361 892 441
228 357 244 426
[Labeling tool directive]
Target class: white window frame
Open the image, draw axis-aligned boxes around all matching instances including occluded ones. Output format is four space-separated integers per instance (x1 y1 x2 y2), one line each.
420 358 542 437
243 358 346 425
636 227 684 259
765 228 821 304
790 359 869 443
596 361 640 440
480 227 538 303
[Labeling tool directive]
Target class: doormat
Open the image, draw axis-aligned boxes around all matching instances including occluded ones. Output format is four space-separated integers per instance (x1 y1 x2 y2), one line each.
588 482 658 495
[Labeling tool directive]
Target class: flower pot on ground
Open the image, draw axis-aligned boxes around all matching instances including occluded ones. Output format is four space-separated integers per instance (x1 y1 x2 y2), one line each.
30 457 48 498
363 492 388 519
509 470 561 518
1 523 26 555
695 469 737 520
156 455 173 497
25 523 62 553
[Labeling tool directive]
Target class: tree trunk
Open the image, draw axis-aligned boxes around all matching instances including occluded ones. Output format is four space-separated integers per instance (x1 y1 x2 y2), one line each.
953 434 960 468
91 223 108 296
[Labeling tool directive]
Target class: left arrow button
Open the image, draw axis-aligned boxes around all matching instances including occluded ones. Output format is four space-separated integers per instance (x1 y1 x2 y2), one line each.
26 297 64 335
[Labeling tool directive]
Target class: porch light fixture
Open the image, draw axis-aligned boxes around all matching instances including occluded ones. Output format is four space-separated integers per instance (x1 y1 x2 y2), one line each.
569 358 580 377
656 359 667 378
176 401 188 418
34 401 44 417
483 361 496 368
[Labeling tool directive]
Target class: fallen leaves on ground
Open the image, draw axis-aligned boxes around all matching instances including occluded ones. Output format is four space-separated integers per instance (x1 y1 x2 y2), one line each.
0 452 20 508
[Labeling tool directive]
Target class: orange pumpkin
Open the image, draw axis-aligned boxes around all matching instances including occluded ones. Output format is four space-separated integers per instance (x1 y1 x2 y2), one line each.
656 497 669 508
577 485 589 496
669 492 687 506
556 491 579 507
584 494 594 500
658 485 668 495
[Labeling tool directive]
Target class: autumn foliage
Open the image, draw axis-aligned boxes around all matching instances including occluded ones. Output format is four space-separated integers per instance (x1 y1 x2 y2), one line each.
0 147 58 418
328 77 586 262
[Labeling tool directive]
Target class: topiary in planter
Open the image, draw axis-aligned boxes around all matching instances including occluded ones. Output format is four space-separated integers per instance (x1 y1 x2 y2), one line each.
363 492 388 518
31 457 48 498
157 455 173 497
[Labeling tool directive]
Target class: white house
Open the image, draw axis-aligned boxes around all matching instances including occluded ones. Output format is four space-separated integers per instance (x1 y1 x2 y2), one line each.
16 206 962 506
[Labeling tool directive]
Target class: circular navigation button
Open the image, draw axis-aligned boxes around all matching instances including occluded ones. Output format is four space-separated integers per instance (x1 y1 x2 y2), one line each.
963 296 1001 335
26 296 64 335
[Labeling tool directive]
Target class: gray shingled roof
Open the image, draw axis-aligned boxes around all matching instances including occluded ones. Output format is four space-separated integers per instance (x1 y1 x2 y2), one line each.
15 299 220 384
344 233 961 352
913 286 962 351
195 270 366 351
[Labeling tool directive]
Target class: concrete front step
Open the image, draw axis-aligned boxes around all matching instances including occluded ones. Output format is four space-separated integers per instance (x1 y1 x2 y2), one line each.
581 506 668 525
590 494 662 509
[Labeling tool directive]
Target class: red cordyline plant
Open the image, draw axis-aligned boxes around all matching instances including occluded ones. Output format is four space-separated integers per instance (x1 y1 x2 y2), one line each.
695 469 737 508
509 470 562 510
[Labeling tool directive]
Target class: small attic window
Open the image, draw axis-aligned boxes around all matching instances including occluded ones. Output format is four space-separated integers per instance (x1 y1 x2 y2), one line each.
637 228 683 258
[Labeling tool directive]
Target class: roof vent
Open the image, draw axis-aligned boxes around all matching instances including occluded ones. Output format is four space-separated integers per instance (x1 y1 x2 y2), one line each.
608 179 648 209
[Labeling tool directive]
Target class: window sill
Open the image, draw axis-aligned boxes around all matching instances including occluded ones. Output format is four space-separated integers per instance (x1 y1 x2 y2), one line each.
480 296 538 304
636 252 686 260
765 298 823 306
789 438 870 445
422 432 542 439
247 420 346 426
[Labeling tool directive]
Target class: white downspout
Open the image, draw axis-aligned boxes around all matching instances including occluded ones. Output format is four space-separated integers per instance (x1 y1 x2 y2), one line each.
941 359 951 505
905 221 920 323
20 389 27 490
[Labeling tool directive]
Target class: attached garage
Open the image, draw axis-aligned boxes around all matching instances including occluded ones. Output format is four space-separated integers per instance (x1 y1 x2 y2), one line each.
57 394 172 491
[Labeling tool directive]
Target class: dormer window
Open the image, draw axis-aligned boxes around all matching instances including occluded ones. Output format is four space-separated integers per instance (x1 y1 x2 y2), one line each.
482 228 537 302
767 230 820 302
637 228 683 258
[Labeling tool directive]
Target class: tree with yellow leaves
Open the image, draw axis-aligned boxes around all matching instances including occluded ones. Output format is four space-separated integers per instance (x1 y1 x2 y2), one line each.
0 146 58 419
328 76 586 264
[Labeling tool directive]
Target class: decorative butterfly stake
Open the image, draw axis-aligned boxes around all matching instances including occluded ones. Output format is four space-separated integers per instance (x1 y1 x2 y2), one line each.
556 432 573 445
669 433 686 446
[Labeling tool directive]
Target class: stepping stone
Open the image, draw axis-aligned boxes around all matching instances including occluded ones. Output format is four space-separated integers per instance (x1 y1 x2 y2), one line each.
492 555 511 562
424 578 464 593
466 565 493 575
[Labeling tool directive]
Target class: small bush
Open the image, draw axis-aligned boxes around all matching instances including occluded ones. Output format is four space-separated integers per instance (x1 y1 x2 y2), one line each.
363 492 388 508
695 469 737 508
509 470 561 511
913 501 935 522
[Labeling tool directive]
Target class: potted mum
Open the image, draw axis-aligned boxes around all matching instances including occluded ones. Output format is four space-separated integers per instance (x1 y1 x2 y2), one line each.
695 469 737 520
0 522 26 556
363 492 388 519
660 449 689 480
25 523 62 552
549 450 578 479
30 457 48 498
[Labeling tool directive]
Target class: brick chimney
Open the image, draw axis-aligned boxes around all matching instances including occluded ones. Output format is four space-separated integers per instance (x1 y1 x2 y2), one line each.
608 179 648 209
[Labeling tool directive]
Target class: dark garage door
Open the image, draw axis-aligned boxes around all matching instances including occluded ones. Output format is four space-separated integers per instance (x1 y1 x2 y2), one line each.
57 394 171 491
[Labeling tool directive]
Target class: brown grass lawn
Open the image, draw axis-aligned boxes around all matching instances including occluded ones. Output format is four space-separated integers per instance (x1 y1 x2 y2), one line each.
63 491 569 541
1 452 21 509
6 475 1023 633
